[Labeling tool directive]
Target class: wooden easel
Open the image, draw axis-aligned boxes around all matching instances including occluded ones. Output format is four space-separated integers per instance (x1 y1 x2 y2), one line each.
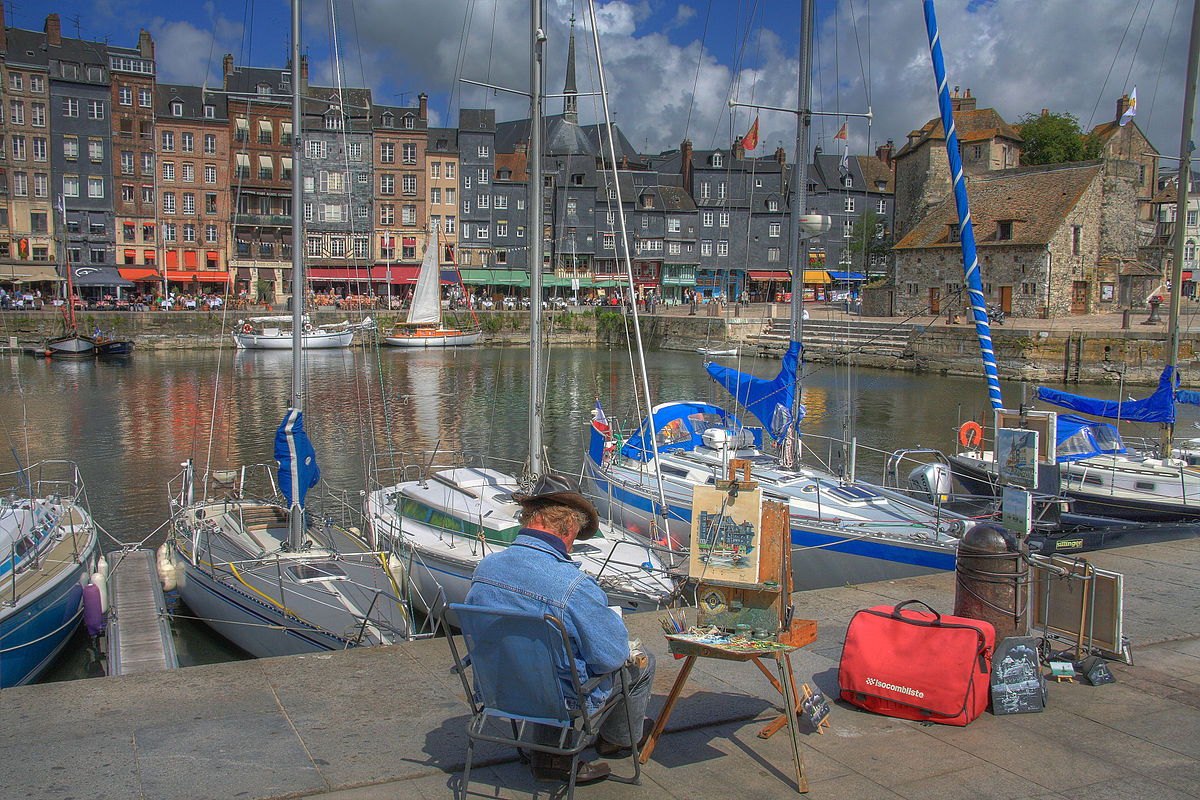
639 462 817 793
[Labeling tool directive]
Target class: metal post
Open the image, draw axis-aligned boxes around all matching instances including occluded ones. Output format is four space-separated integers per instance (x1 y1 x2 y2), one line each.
528 0 546 480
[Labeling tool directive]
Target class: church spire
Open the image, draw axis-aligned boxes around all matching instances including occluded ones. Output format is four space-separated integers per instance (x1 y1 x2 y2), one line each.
564 13 578 124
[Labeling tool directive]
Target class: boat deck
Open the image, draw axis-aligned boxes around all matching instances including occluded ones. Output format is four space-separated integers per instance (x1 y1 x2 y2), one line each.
106 550 178 676
9 508 90 599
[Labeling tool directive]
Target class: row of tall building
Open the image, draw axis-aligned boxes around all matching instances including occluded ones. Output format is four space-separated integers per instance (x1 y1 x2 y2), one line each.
1 9 1186 315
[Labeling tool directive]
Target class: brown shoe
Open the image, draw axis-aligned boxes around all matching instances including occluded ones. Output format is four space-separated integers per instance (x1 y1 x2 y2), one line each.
595 719 655 758
530 753 611 785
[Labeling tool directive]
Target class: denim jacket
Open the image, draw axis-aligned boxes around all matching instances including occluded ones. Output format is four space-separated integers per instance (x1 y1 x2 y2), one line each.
466 531 630 710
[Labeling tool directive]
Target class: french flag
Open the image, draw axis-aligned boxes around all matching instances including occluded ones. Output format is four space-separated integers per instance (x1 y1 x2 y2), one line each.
592 399 609 435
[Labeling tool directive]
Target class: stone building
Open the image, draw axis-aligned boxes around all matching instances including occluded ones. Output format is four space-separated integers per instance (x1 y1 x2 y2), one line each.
891 89 1023 242
109 30 157 291
155 84 230 288
894 161 1141 318
302 85 374 291
0 17 57 284
371 97 427 295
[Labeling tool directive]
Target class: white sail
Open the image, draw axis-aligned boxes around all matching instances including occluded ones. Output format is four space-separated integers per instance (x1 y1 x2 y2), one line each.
406 239 441 326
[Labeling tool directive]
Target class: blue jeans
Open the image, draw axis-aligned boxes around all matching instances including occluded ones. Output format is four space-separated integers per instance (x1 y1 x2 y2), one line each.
598 651 656 747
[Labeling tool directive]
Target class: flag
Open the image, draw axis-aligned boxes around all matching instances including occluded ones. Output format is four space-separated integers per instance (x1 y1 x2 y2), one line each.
742 116 759 151
1120 87 1137 127
833 122 848 141
834 122 850 173
592 399 610 435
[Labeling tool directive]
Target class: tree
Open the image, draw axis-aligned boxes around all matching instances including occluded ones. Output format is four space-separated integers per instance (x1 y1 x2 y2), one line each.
1015 111 1104 165
845 209 893 277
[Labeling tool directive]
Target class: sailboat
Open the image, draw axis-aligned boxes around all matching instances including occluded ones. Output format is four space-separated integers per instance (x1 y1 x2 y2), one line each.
382 231 481 348
366 2 675 617
948 0 1200 522
44 197 96 358
164 4 415 657
231 313 369 350
0 459 100 687
584 0 968 590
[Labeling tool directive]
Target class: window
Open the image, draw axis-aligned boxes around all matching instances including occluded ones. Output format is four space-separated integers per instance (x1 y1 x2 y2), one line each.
843 175 853 188
712 152 723 167
700 239 712 256
478 194 489 209
163 191 176 214
31 75 44 93
445 188 455 205
31 173 46 197
497 222 508 237
877 199 886 214
259 120 274 142
183 193 195 214
464 175 471 189
142 152 153 173
203 134 216 154
430 187 441 204
843 219 854 237
402 143 416 164
11 135 24 160
87 100 104 120
702 210 713 227
717 240 729 257
567 198 577 215
477 224 489 239
32 138 47 161
31 103 45 127
379 235 397 260
668 218 680 233
348 142 361 161
844 197 855 213
206 193 217 213
307 236 322 257
88 139 103 162
183 223 196 242
769 222 781 238
430 163 441 178
402 205 416 225
768 247 781 262
63 175 80 197
494 194 506 209
478 144 490 158
1072 225 1082 255
121 184 134 202
767 198 779 212
304 140 328 159
204 105 215 119
380 142 394 163
162 162 175 181
181 132 193 152
478 168 489 184
1189 210 1199 227
329 237 345 257
63 97 79 117
302 202 313 222
8 73 21 91
461 222 471 239
138 88 152 107
719 211 730 228
997 220 1013 240
668 242 681 255
380 174 394 194
445 216 455 233
204 165 216 184
717 181 726 199
379 204 394 225
9 101 22 125
88 176 103 198
641 216 649 229
161 130 175 151
121 150 134 174
90 248 106 264
445 162 455 178
402 174 417 194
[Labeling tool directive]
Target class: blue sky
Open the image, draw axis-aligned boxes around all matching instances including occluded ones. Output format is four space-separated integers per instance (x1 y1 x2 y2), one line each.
13 1 1194 162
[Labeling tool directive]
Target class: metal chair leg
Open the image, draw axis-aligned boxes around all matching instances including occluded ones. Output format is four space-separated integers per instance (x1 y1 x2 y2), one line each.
461 739 474 800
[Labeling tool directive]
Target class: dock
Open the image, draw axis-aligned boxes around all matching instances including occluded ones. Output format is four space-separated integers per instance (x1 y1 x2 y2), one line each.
0 536 1197 799
103 549 178 676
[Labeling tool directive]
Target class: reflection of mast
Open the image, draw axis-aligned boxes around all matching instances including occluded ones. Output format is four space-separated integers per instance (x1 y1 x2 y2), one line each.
56 195 78 330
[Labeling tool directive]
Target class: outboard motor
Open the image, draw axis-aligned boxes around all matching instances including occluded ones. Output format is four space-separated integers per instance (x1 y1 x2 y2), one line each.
907 462 953 504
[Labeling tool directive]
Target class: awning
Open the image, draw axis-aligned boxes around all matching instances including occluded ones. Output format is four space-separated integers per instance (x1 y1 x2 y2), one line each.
258 154 272 170
236 267 252 280
235 117 249 131
258 119 272 135
281 121 293 138
281 157 292 173
388 265 421 283
802 269 830 284
1185 271 1194 281
748 270 791 281
72 265 134 288
461 269 530 286
257 268 276 282
165 270 231 283
118 267 161 281
440 269 461 285
235 153 250 168
308 266 387 282
826 271 866 281
183 251 198 268
0 264 63 283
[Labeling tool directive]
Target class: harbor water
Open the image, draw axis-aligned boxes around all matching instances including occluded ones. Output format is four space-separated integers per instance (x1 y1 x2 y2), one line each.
2 345 1194 680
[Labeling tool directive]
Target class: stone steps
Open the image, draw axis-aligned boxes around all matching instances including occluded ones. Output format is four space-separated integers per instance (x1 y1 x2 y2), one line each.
748 318 914 359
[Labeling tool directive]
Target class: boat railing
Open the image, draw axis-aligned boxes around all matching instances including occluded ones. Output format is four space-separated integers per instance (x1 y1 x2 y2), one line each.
368 448 497 489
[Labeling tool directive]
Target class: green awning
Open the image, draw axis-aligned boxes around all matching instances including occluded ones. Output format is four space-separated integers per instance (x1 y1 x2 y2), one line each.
460 269 529 287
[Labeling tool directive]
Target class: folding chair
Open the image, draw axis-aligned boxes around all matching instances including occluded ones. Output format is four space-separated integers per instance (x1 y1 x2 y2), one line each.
445 602 642 800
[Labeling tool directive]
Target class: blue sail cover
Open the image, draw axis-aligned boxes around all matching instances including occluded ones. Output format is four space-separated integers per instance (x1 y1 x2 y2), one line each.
275 409 321 508
705 341 802 440
1055 414 1126 463
620 402 761 461
1036 366 1178 424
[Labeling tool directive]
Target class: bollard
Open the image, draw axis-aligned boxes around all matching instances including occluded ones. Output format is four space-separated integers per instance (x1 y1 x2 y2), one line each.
953 523 1029 639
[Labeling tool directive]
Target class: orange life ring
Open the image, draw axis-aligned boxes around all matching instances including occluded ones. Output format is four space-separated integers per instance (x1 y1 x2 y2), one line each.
959 421 984 448
303 322 313 333
241 323 253 334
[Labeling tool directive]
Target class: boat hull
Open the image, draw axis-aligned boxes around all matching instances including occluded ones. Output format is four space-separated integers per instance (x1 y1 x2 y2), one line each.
45 333 96 358
95 339 135 357
232 329 355 349
384 329 481 348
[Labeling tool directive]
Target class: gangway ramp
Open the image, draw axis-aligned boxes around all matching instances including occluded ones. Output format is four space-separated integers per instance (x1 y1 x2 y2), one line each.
105 549 178 675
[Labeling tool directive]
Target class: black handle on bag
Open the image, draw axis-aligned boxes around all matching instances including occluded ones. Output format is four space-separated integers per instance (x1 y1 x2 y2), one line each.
891 600 941 623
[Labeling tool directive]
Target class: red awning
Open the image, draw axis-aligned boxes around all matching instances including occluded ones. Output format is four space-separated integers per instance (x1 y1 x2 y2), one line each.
388 265 421 284
165 270 231 283
748 270 791 281
119 267 161 281
165 251 179 268
183 251 199 268
1184 271 1193 281
308 266 388 282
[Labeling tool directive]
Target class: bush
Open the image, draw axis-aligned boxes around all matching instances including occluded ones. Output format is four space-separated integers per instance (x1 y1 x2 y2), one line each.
483 315 503 333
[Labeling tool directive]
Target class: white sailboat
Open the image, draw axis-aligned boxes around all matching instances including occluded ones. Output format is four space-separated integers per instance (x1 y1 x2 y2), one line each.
164 1 415 657
232 314 371 350
366 2 675 617
383 232 480 348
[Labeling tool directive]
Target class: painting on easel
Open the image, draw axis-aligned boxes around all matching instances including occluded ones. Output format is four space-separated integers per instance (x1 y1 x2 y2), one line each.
689 484 763 584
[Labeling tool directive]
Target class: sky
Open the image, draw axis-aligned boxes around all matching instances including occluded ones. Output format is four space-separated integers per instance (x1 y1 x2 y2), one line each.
12 0 1196 164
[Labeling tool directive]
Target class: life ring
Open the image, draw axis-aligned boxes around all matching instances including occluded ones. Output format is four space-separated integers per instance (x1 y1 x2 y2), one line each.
303 322 313 333
241 323 253 334
959 421 984 449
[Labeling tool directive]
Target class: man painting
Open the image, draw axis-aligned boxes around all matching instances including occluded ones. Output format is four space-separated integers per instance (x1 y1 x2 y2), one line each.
466 477 656 786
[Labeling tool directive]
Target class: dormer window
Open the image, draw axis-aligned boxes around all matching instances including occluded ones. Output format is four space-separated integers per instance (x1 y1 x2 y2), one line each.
947 224 960 243
382 112 393 128
843 175 853 188
203 105 215 119
325 111 343 130
712 152 723 167
997 220 1014 240
256 83 271 97
403 115 414 129
171 101 183 117
572 173 584 186
640 193 655 208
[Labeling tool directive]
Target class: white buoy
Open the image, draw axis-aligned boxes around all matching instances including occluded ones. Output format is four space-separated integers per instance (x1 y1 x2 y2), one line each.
157 543 178 592
90 570 109 613
94 553 110 579
387 553 407 590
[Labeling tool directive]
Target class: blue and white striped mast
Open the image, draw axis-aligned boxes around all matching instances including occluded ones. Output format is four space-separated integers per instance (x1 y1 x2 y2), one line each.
923 0 1004 411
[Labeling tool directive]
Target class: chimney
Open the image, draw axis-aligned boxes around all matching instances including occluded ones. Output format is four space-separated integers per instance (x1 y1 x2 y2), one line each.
733 136 745 160
951 87 976 112
300 54 309 95
418 92 428 121
138 29 154 59
0 3 7 55
680 139 693 195
45 13 61 46
774 145 786 167
222 53 234 81
1041 108 1049 117
876 139 894 165
1116 94 1131 123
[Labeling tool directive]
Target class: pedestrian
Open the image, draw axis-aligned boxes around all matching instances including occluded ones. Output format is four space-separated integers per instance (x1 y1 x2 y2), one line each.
465 477 656 786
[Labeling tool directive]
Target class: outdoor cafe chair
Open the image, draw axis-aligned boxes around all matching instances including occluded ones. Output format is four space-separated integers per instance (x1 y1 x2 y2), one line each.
444 602 642 800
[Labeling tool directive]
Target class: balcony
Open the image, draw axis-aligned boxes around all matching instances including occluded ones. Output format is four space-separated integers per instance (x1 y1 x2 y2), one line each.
234 213 291 227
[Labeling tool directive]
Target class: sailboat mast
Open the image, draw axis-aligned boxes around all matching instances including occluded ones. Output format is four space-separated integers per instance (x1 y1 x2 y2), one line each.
288 0 305 549
1162 0 1200 454
57 196 77 329
528 0 546 480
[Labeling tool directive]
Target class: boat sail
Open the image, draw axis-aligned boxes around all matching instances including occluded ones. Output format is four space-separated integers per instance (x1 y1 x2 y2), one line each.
164 1 415 656
45 196 96 358
366 1 674 617
382 232 481 348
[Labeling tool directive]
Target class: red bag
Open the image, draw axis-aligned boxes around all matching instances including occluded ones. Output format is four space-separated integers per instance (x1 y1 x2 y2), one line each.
838 600 995 726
